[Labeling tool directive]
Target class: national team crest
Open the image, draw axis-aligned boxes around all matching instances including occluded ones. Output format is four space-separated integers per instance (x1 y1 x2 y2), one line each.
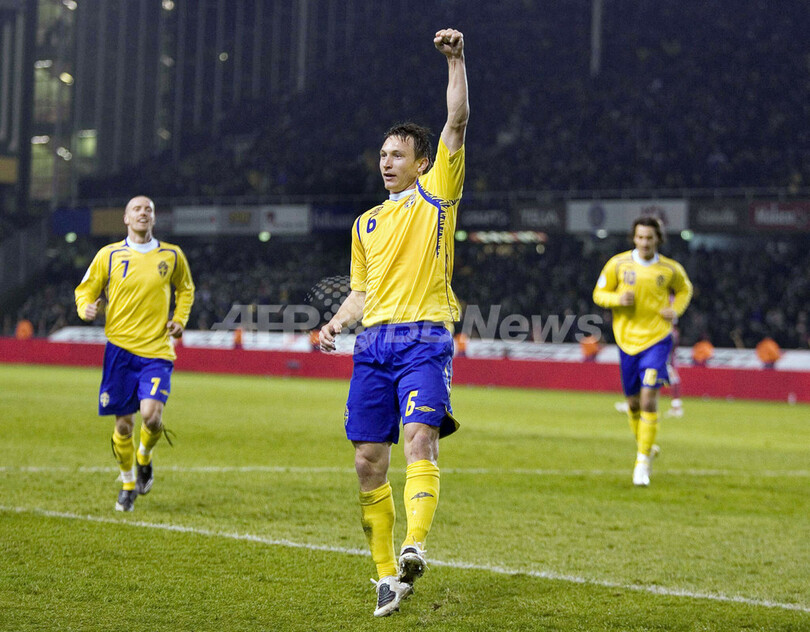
158 261 169 277
100 392 110 407
656 274 665 286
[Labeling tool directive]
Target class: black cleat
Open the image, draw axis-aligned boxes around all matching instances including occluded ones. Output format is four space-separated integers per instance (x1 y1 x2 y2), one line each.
115 489 137 512
135 461 153 495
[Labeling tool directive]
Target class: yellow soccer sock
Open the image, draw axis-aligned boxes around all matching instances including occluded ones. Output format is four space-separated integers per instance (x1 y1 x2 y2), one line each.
627 410 641 443
637 411 659 456
111 430 136 491
137 422 162 466
402 460 440 549
359 482 397 580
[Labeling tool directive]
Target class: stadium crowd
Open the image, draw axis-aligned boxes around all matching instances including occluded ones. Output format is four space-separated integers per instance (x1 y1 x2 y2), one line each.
5 234 809 352
77 1 810 200
5 1 810 353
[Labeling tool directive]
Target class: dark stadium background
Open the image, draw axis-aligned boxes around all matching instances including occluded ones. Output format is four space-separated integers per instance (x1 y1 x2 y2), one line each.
1 0 809 352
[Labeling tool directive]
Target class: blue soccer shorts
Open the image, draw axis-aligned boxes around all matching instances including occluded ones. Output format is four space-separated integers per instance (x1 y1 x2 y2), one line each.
619 335 672 397
98 342 174 416
345 322 459 444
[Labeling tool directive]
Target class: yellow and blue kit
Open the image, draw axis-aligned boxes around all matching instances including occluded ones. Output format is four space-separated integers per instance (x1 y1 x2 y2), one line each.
346 139 464 441
593 249 692 355
593 249 692 395
75 238 195 361
350 139 464 328
75 238 195 415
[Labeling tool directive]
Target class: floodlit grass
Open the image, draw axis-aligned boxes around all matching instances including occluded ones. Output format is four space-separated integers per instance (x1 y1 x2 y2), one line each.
1 363 808 631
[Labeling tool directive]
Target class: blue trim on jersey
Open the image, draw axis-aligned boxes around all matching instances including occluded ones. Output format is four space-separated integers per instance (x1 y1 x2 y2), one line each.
355 216 361 243
159 247 178 275
415 180 460 321
106 247 129 294
443 250 456 321
416 179 446 258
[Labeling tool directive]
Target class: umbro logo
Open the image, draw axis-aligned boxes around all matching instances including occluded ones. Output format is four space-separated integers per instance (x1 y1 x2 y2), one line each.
415 405 435 413
410 492 434 500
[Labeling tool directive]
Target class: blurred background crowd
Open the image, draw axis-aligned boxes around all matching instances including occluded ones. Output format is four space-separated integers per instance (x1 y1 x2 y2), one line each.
1 0 809 352
6 232 809 353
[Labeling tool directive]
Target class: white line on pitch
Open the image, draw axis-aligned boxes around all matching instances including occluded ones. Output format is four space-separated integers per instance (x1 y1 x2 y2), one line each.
2 465 810 477
2 504 808 614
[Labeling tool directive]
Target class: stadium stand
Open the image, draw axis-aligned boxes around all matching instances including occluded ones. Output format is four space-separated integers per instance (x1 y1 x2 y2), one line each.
75 1 810 199
4 2 809 351
4 234 808 351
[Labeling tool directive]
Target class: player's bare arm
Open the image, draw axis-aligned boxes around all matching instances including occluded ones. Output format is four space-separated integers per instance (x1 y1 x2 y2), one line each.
435 28 468 153
320 290 366 352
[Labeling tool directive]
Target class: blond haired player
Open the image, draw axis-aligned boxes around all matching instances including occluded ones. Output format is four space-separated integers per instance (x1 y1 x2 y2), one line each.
75 196 194 511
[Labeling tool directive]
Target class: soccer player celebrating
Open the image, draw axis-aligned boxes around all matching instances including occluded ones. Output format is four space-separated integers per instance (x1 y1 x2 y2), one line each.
593 217 692 486
319 28 468 617
75 196 195 511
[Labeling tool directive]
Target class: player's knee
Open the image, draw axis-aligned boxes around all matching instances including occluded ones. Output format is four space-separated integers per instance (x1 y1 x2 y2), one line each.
404 424 439 463
140 407 164 433
115 415 135 435
354 453 388 488
640 396 658 413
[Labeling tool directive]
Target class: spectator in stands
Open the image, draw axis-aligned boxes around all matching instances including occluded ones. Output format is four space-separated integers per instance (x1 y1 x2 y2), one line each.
691 337 715 367
579 334 601 362
14 318 33 340
755 337 782 369
454 331 469 358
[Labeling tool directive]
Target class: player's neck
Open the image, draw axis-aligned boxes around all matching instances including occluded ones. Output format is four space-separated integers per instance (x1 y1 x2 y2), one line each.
632 249 658 265
127 229 153 244
389 185 416 201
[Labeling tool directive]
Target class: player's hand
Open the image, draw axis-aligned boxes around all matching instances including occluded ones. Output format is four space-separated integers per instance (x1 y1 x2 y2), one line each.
434 29 464 58
619 291 635 306
660 307 677 322
167 321 184 338
84 298 102 321
319 321 342 353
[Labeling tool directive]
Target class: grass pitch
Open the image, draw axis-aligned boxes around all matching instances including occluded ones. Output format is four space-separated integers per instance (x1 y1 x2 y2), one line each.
1 363 808 631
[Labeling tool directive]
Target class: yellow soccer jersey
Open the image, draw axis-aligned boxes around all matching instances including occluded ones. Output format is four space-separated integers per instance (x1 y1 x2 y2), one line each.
75 239 195 360
351 139 464 327
593 249 692 355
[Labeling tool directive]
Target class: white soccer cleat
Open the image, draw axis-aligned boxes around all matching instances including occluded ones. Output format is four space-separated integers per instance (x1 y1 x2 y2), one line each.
633 454 651 487
398 544 427 586
614 401 629 414
665 407 684 418
372 576 413 617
